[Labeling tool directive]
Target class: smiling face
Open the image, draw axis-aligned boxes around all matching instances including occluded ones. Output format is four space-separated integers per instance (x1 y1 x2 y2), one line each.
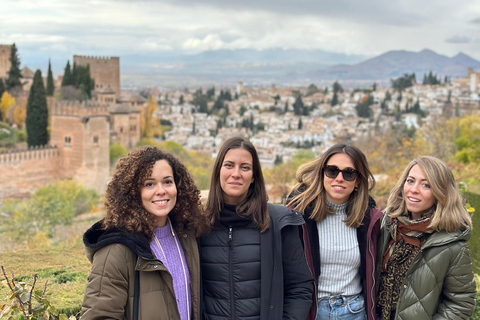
141 160 177 227
323 153 358 204
403 164 435 219
220 148 254 205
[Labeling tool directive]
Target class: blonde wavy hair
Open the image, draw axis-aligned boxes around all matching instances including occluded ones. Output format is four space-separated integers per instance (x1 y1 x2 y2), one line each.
385 156 472 232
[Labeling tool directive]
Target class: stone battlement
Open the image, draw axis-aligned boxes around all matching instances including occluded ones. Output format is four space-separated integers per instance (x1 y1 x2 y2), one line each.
0 145 59 166
73 55 119 61
50 100 110 117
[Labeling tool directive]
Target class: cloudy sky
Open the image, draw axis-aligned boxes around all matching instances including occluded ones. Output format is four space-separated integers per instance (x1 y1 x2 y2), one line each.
3 0 480 76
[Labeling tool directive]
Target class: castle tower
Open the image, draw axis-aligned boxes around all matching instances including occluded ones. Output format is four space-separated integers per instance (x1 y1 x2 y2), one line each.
0 44 12 79
50 100 111 194
73 55 120 99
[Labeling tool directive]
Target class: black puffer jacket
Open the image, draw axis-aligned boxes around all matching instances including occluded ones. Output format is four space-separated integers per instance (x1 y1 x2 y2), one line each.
199 203 314 320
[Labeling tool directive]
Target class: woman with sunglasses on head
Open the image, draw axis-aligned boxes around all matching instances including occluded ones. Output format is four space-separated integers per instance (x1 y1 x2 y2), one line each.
376 156 475 320
199 136 314 320
287 143 383 320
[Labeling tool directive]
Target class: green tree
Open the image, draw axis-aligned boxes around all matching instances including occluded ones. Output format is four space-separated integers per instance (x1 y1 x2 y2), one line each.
331 92 339 107
391 73 416 92
61 60 73 87
0 78 5 98
179 95 184 105
455 115 480 163
2 180 98 242
26 70 49 147
333 81 343 94
110 142 128 165
6 43 23 93
71 64 95 99
355 95 374 118
306 83 319 96
293 95 304 115
46 59 55 96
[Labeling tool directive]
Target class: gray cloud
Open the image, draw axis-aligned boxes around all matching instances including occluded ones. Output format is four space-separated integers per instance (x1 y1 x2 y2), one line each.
445 35 471 44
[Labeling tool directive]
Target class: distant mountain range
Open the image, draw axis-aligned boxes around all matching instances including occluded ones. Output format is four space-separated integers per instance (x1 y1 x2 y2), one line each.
119 48 480 88
303 49 480 81
25 47 479 88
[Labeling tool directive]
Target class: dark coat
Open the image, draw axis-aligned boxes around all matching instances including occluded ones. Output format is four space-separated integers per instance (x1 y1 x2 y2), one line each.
293 193 383 320
199 203 314 320
376 215 476 319
81 221 201 320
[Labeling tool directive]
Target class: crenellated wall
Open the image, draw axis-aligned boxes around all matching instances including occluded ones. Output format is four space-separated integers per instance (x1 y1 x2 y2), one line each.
0 146 61 199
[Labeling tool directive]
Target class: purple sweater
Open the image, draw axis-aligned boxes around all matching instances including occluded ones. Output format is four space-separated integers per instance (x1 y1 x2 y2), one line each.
150 220 190 320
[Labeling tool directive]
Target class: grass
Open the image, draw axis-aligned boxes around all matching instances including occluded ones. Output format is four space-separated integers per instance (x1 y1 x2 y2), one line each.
0 215 98 318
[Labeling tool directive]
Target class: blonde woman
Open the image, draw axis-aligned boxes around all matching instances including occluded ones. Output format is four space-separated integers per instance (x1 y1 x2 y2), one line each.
376 156 476 319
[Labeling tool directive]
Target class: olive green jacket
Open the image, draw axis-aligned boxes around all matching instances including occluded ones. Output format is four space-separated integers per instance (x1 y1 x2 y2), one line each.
80 221 200 320
376 215 476 320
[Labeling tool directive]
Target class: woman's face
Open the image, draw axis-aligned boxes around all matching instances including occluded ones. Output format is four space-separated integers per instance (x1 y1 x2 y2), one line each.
403 164 435 219
141 160 177 227
219 148 254 205
323 153 358 204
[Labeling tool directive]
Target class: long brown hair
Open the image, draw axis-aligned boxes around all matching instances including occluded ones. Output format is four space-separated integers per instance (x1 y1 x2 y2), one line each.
205 136 270 232
287 143 375 228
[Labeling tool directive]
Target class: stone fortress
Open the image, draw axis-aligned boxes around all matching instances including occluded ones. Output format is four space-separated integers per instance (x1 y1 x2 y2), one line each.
0 49 141 200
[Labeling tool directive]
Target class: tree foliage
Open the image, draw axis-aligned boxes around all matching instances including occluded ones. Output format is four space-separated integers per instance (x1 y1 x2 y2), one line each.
140 96 159 138
0 91 16 123
356 95 374 118
0 266 75 320
391 73 416 92
1 180 99 244
46 59 55 96
6 43 23 92
26 70 49 147
455 115 480 164
60 61 94 99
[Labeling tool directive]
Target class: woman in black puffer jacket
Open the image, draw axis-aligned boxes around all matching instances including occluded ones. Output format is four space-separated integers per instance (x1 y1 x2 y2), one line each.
199 136 314 320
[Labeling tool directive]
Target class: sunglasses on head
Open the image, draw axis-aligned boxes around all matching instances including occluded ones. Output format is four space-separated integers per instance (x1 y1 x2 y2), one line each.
324 165 359 181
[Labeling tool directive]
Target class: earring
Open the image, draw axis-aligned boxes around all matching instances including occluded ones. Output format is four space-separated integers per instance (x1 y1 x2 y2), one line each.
354 187 358 192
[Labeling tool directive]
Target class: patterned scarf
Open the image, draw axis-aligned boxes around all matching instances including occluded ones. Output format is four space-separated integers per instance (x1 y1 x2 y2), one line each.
377 215 433 320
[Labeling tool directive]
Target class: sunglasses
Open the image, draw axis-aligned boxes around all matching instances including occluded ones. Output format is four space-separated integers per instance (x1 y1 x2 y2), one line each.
324 165 359 181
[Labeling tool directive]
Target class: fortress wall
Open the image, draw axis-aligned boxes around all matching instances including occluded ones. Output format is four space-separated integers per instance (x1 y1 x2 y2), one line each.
73 55 120 99
0 146 60 199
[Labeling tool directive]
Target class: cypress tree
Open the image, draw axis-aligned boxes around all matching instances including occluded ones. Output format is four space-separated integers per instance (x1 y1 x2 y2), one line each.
26 70 49 147
0 79 5 98
61 61 72 87
6 43 23 91
46 59 55 96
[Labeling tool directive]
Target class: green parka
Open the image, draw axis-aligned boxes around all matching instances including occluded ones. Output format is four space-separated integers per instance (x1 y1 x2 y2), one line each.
80 221 200 320
376 215 476 320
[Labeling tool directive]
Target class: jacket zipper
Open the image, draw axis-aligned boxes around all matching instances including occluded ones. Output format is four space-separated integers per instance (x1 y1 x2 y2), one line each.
367 231 375 320
228 226 235 319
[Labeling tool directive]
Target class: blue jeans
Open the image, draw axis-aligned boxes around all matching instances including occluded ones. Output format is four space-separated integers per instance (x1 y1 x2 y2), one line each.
316 294 366 320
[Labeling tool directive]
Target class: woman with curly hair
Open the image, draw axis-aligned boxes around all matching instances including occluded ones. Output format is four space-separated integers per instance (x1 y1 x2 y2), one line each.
376 156 475 319
81 146 208 320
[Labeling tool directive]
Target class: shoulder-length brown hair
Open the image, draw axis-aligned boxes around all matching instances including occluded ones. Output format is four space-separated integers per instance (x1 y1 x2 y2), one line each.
205 136 269 232
103 146 208 239
385 156 472 232
287 143 375 228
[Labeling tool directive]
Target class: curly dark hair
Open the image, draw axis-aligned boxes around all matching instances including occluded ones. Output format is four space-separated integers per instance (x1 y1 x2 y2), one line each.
103 146 208 239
